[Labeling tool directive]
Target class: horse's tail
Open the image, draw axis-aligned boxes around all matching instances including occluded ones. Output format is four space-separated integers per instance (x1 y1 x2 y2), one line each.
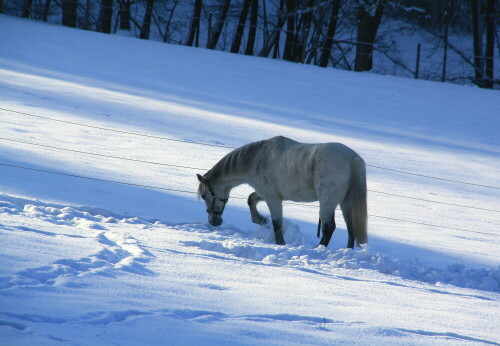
348 155 368 245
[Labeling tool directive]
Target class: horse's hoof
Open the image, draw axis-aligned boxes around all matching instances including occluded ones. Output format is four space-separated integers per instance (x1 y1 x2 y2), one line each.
252 216 268 226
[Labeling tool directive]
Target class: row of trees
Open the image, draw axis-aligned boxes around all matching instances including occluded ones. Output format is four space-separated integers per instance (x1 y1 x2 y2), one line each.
5 0 499 88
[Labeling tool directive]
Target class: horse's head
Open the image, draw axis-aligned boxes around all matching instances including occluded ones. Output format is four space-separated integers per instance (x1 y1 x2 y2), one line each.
197 174 228 227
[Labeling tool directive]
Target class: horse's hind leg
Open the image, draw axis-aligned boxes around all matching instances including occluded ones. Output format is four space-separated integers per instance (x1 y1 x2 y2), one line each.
341 198 355 249
247 192 267 225
318 191 344 247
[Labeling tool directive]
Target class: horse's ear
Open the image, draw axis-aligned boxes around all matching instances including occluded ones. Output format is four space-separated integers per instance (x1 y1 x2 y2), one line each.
197 174 207 185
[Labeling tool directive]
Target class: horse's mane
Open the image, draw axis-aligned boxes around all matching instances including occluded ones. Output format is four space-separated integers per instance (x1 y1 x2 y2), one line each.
202 140 266 185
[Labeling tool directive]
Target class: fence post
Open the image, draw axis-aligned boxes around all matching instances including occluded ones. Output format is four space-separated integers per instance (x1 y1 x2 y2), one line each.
415 43 421 79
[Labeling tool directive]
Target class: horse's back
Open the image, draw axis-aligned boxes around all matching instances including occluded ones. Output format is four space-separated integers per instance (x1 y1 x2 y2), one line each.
257 137 359 202
264 136 359 175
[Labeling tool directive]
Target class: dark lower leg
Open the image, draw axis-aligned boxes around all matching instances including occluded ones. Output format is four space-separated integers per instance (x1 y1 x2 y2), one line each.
320 219 336 247
272 219 285 245
342 209 355 249
347 234 355 249
248 192 267 225
345 216 355 249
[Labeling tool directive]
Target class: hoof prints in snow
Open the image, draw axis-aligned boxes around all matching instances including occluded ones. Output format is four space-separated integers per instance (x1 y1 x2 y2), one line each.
180 224 500 293
1 197 499 293
0 197 155 290
0 231 154 289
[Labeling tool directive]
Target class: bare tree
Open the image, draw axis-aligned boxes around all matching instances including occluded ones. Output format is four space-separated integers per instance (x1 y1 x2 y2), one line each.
140 0 154 39
283 0 297 61
21 0 33 17
245 0 258 55
84 0 91 29
97 0 113 33
154 0 180 43
319 0 341 67
259 0 286 58
471 0 485 85
207 0 231 49
354 0 386 72
117 0 132 31
295 0 315 63
62 0 78 27
186 0 203 46
42 0 50 21
483 0 495 88
471 0 496 88
231 0 250 53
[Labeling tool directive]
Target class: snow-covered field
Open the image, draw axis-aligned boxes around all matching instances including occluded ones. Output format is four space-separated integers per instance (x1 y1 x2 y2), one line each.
1 15 499 345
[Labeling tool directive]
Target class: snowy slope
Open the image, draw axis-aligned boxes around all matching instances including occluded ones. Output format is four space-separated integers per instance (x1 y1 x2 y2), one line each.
0 15 499 345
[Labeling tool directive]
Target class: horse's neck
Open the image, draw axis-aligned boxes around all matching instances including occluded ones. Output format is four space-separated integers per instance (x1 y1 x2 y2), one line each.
212 144 259 192
214 174 248 194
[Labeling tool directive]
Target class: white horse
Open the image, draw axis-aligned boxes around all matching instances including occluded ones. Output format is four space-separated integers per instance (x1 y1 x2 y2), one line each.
197 136 367 248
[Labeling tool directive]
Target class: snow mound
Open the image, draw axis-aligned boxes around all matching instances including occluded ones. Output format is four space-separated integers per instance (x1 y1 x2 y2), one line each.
177 222 500 293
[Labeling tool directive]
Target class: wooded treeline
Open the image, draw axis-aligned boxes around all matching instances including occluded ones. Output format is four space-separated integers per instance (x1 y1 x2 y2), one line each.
4 0 499 88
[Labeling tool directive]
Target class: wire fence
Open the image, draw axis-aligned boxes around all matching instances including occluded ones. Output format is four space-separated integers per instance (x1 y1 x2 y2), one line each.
1 137 498 214
0 162 497 238
2 107 498 189
1 107 499 238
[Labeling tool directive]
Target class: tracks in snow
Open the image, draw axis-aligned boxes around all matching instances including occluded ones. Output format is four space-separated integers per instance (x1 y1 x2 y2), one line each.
0 198 154 290
1 194 499 294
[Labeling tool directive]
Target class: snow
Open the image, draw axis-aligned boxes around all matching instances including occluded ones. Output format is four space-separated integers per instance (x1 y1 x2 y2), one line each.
1 15 499 345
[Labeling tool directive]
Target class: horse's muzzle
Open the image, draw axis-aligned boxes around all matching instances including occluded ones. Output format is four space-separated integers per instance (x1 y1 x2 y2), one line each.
209 216 223 227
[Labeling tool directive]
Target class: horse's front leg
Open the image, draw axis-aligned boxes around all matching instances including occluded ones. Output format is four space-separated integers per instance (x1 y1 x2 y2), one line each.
247 192 267 226
265 197 285 245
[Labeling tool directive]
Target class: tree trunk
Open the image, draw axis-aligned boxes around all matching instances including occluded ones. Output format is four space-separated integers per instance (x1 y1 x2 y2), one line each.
471 0 484 86
261 0 269 56
283 0 297 61
294 0 315 63
42 0 50 21
231 0 250 53
245 0 258 55
98 0 113 33
273 0 286 58
140 0 154 39
84 0 91 29
162 0 179 43
354 0 385 72
62 0 78 27
207 0 231 49
483 0 495 88
319 0 341 67
441 0 453 82
186 0 202 46
258 0 285 58
118 0 131 31
21 0 33 18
